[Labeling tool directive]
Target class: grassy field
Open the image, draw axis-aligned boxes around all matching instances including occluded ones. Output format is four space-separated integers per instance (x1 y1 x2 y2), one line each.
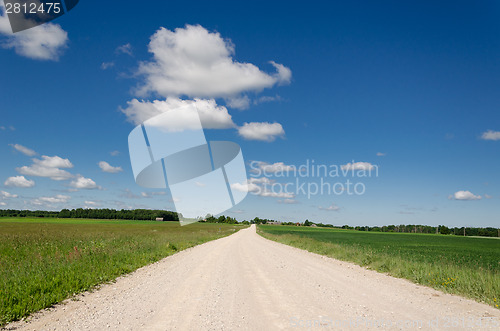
0 218 246 326
258 225 500 309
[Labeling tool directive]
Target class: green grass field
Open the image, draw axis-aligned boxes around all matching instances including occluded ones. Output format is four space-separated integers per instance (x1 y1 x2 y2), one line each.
0 218 246 326
258 225 500 309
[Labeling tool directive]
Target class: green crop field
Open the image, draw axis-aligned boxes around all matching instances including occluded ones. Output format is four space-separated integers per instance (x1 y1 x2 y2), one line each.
258 225 500 309
0 217 246 326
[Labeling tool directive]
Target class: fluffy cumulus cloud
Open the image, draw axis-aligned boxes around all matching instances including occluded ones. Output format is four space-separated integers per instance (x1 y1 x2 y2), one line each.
449 190 482 201
231 177 294 199
16 155 73 180
0 3 68 60
69 176 99 190
135 24 291 100
231 176 273 194
121 97 235 130
123 24 289 141
32 194 70 206
341 162 375 171
0 190 18 198
4 175 35 188
9 144 36 156
99 161 123 173
238 122 285 142
481 130 500 141
33 155 73 168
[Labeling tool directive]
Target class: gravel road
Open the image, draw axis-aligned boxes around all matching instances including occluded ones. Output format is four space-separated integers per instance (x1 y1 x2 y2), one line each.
5 225 499 330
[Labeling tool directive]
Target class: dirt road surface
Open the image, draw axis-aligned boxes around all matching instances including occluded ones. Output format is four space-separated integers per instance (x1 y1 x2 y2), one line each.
5 225 499 330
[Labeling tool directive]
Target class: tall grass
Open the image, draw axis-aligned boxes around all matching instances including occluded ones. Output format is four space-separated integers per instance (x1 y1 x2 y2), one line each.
0 218 246 325
258 225 500 309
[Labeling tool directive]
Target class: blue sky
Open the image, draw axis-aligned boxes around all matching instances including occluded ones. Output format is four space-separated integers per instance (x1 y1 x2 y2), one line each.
1 1 499 227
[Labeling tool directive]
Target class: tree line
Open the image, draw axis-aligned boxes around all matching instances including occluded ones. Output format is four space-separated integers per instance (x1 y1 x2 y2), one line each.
339 224 499 237
0 208 179 221
0 209 498 237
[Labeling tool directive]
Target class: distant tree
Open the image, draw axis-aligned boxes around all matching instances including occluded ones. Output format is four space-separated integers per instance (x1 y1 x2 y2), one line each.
440 225 450 235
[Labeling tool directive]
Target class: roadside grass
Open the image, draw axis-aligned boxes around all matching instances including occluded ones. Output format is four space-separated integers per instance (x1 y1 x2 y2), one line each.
0 218 246 326
257 225 500 309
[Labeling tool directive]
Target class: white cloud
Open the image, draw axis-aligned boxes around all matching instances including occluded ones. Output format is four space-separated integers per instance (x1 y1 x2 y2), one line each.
121 97 236 130
17 164 73 180
231 177 294 199
231 182 259 193
9 144 36 156
32 194 70 206
69 176 99 190
270 61 292 85
238 122 285 141
341 162 375 171
0 202 6 206
110 150 120 156
116 43 133 56
83 200 101 209
254 95 281 105
225 95 250 110
376 152 386 157
0 190 18 198
231 177 274 194
259 190 294 198
98 161 123 173
484 194 492 199
0 3 68 61
231 178 264 194
101 61 115 70
135 24 291 99
481 130 500 141
449 190 482 201
248 177 273 184
16 155 74 180
140 191 166 198
319 203 340 211
33 155 73 168
4 175 35 188
278 199 298 204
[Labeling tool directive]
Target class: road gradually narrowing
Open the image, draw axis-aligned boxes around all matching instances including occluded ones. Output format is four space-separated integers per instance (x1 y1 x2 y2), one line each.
6 225 500 330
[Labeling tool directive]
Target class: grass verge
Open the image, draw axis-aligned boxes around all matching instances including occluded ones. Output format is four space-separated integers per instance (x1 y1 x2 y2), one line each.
257 225 499 309
0 217 246 326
